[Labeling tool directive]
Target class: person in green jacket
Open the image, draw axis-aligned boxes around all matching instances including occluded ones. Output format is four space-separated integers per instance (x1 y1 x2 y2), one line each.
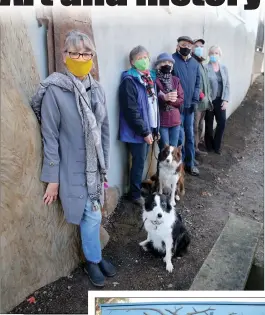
192 38 212 157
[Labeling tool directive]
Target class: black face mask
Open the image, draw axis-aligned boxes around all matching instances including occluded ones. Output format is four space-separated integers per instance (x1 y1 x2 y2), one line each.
178 47 191 57
160 65 172 74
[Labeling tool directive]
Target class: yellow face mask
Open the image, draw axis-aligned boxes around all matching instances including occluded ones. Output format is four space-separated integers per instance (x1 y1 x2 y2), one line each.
65 57 93 77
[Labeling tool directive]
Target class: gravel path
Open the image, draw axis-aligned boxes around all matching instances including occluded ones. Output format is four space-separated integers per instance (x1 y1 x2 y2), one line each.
11 75 264 314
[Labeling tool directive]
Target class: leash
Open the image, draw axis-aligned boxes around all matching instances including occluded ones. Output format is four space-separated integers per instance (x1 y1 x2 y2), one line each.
139 218 147 232
144 138 159 180
139 218 162 232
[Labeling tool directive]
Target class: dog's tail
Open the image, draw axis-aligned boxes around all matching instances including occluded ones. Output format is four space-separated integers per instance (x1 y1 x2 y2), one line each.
174 231 191 257
178 179 185 196
177 164 185 196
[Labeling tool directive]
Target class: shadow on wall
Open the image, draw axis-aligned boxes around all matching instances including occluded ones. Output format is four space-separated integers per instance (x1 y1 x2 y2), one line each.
0 13 80 313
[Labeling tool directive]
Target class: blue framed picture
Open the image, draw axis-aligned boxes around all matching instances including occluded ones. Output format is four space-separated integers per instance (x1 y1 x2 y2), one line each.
100 301 265 315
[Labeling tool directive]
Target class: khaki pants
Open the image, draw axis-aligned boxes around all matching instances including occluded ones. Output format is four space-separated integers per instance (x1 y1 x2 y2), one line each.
194 110 206 150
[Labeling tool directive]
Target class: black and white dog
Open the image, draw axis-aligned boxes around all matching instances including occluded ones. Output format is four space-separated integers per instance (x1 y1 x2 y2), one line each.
139 192 190 273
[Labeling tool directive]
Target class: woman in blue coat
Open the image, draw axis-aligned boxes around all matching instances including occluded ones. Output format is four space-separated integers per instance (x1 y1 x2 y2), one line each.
119 46 159 206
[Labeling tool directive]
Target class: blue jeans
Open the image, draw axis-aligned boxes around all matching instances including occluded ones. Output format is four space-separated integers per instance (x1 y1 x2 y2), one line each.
80 198 102 263
178 109 195 167
128 142 149 200
159 126 181 151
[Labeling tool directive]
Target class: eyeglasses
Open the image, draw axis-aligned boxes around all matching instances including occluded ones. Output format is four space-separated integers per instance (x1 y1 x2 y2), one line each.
68 52 94 60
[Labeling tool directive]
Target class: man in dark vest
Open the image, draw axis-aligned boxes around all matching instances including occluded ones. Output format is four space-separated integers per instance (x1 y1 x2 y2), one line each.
172 36 200 176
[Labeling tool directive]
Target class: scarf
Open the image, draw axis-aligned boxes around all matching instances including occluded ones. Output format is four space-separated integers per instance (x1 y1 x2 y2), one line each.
157 70 175 112
140 71 158 129
31 70 106 208
141 72 156 100
156 69 172 93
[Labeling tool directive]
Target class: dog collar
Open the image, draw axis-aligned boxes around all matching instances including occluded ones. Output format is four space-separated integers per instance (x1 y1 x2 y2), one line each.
150 220 163 229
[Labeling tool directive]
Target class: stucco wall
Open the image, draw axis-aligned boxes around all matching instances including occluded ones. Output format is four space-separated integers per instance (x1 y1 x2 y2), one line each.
0 12 80 313
91 5 260 190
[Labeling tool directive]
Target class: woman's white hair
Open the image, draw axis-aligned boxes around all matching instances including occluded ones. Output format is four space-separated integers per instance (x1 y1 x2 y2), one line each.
129 45 149 63
64 30 96 55
208 45 222 56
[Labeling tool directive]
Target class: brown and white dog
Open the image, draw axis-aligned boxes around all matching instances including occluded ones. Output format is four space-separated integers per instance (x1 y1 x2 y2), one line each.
152 145 185 206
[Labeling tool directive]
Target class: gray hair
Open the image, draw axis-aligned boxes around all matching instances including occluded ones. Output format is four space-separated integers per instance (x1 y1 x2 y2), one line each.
129 45 149 63
64 30 96 54
208 45 222 56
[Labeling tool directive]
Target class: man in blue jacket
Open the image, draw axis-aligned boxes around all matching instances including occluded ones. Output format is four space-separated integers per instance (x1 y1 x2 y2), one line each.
172 36 200 176
119 46 159 206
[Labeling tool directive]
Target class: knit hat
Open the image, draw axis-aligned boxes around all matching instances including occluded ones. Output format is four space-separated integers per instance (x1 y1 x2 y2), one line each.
154 52 175 67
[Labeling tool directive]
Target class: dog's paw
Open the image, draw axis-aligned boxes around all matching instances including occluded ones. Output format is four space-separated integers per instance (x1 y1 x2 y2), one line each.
142 246 148 252
171 200 176 207
139 242 148 251
176 195 180 201
166 262 174 273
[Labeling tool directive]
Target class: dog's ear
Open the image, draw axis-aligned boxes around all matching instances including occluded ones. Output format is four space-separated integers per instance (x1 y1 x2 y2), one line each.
173 145 182 160
140 189 149 199
177 144 182 151
166 195 172 211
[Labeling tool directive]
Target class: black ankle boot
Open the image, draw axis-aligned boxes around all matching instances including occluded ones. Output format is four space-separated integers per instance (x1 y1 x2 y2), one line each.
84 262 105 287
98 259 117 277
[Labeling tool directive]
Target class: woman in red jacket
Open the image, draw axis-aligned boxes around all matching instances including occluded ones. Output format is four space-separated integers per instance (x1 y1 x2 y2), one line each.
155 53 184 150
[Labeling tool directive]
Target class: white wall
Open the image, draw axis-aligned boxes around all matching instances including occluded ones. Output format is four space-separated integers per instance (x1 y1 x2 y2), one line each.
10 5 259 192
20 8 49 80
91 5 260 191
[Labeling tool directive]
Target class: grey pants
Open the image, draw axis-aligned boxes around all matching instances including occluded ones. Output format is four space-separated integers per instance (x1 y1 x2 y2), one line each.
194 109 206 150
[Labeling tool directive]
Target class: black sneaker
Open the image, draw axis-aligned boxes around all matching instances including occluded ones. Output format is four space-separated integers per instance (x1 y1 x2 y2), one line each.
84 262 105 287
185 166 200 176
214 149 222 155
98 259 117 277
